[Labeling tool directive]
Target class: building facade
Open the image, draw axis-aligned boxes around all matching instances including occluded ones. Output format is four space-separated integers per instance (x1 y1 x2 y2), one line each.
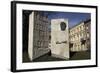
69 19 91 52
84 19 91 51
28 11 50 61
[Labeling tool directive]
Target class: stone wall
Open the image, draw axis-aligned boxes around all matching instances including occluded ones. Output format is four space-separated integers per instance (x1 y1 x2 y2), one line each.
28 11 50 61
51 19 69 59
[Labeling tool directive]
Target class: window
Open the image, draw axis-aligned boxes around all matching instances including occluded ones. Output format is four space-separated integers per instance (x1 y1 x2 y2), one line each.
86 26 89 30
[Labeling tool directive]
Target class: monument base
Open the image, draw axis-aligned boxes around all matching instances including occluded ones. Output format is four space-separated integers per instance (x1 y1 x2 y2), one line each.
51 53 69 60
29 48 51 61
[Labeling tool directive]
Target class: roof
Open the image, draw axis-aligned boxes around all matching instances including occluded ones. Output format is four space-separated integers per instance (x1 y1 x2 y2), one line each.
69 19 91 30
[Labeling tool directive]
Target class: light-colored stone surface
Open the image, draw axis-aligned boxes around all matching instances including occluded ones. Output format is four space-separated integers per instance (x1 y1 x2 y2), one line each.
28 12 34 61
28 11 50 61
51 19 69 59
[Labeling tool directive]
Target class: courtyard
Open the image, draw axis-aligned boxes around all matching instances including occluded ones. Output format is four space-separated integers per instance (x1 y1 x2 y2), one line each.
23 50 90 63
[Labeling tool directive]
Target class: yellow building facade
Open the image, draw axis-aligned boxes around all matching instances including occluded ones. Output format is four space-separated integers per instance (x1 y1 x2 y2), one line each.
69 19 91 52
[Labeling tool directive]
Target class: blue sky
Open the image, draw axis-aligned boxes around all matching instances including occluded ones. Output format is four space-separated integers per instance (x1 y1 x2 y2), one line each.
44 11 91 28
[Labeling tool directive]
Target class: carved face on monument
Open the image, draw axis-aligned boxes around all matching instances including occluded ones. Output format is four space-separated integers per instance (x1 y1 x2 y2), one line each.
60 22 66 31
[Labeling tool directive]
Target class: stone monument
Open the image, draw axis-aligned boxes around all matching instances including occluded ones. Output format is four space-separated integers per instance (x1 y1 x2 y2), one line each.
51 19 69 59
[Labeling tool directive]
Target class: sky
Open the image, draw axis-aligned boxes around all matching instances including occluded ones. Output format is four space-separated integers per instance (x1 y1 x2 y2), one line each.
44 11 91 28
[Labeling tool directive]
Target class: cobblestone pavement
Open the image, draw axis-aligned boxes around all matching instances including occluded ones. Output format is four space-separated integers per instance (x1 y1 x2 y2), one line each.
23 51 90 63
70 51 90 60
